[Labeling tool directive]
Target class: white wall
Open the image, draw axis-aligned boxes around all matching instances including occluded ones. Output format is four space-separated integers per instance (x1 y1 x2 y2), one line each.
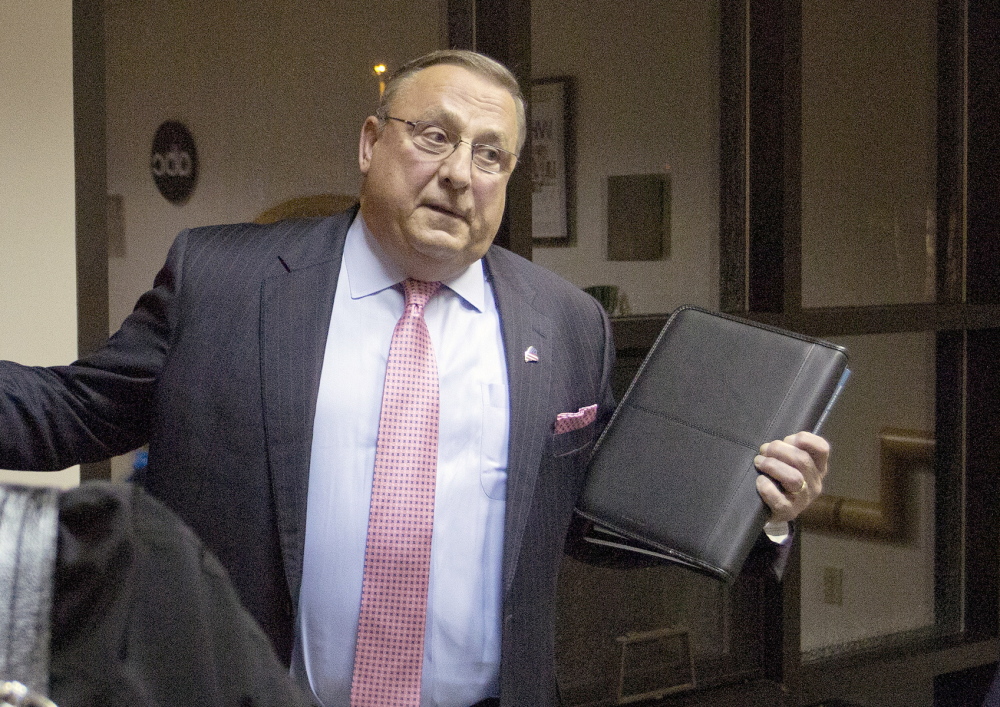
0 0 80 488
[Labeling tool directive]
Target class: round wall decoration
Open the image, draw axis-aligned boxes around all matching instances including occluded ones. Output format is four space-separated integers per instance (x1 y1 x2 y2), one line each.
150 121 198 203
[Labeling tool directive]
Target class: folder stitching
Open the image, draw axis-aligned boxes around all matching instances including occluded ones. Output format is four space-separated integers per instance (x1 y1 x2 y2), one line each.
759 347 814 444
624 401 760 451
701 348 813 556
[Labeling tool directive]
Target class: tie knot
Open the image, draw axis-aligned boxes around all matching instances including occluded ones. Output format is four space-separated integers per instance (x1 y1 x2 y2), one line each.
403 278 442 313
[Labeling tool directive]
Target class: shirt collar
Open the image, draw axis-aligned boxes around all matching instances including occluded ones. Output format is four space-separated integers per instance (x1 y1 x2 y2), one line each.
344 213 486 312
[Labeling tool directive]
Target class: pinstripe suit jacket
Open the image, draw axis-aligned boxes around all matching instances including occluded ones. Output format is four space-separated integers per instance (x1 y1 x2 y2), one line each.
0 207 615 706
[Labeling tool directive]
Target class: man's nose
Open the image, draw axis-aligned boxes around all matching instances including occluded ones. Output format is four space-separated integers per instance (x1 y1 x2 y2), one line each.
437 141 473 188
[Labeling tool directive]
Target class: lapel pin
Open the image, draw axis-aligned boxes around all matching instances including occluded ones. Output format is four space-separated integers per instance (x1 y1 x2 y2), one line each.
524 346 539 363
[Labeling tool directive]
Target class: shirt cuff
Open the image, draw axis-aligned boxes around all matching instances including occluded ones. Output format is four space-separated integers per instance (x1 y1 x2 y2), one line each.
763 520 790 544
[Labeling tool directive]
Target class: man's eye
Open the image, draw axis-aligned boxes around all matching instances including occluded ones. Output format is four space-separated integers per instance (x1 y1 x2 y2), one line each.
419 127 451 145
475 146 502 164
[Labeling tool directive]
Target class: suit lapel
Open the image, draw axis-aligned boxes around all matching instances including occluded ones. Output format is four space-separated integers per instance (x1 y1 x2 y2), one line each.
485 248 554 597
260 210 353 607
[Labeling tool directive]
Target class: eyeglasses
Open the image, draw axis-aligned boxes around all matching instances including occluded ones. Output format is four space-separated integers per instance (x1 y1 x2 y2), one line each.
384 116 518 175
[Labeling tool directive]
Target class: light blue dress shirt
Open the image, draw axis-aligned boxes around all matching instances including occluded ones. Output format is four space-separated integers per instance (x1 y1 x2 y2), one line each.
291 215 509 707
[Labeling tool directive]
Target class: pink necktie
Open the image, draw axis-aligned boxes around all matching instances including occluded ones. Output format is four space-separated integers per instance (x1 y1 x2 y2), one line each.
351 278 443 707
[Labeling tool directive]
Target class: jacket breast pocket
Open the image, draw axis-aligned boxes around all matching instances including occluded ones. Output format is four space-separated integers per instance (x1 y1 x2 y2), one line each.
551 422 598 459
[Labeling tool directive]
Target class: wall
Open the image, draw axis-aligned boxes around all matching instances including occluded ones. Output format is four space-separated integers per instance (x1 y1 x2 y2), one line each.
800 0 937 308
801 332 936 653
105 0 445 328
0 0 80 488
531 0 720 315
104 0 444 477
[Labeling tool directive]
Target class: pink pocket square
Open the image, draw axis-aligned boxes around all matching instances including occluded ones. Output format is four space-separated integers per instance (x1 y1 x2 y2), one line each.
554 404 598 434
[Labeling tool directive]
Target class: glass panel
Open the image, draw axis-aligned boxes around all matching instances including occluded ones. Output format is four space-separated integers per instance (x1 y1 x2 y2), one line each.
555 559 764 705
800 0 937 308
531 0 721 315
800 331 936 657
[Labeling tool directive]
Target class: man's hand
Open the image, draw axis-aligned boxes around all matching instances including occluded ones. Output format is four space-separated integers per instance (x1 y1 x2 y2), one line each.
754 431 829 523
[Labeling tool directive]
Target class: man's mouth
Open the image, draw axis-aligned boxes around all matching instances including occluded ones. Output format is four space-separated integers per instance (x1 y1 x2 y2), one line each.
424 203 465 220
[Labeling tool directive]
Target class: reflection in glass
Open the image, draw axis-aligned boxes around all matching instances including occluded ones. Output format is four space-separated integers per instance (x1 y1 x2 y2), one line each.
555 558 756 705
801 0 937 308
800 332 936 656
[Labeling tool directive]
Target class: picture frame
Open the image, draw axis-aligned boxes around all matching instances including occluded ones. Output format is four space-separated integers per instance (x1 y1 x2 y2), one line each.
531 77 575 245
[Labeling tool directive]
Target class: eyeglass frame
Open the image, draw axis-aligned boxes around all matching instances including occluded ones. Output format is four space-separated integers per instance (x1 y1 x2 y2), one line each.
382 115 518 175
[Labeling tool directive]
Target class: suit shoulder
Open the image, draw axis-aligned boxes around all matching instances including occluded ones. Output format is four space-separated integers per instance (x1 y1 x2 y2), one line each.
183 209 353 253
485 244 602 314
168 207 356 276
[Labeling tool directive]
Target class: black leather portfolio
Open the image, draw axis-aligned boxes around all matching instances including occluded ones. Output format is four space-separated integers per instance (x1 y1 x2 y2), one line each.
576 305 849 582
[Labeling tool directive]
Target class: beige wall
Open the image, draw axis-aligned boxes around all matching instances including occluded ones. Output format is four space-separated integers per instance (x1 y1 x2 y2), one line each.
801 0 937 308
532 0 721 315
104 0 444 478
801 332 936 652
105 0 445 332
0 0 80 488
798 0 938 653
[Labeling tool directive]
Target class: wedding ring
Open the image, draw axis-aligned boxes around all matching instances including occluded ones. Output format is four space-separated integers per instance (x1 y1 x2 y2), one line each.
790 478 808 496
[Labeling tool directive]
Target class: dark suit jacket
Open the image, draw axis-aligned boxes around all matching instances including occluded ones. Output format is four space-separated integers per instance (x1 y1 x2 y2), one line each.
0 207 615 706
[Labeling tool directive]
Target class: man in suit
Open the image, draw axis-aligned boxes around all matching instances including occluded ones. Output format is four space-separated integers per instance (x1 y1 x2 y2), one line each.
0 50 827 706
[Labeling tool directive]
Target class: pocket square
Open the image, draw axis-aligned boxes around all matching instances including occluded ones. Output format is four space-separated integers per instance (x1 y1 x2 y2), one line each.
554 404 598 434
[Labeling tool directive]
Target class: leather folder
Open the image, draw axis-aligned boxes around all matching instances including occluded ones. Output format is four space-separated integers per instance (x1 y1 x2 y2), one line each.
576 305 850 582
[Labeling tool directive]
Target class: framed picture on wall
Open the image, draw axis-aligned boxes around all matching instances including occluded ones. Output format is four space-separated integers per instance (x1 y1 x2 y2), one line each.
531 77 575 246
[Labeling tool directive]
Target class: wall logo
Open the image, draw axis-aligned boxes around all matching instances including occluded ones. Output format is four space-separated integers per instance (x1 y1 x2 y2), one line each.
151 121 198 203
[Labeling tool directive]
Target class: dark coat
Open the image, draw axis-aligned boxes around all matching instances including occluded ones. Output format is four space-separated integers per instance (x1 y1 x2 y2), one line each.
50 482 315 707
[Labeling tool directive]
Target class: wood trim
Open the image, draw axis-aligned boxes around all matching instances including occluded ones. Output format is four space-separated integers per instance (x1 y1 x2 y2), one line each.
609 302 1000 361
74 0 110 482
965 1 1000 304
448 0 532 260
800 637 998 705
719 0 749 313
963 328 1000 639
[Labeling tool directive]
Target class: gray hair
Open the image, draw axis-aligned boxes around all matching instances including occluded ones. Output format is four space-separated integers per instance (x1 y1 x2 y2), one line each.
375 49 526 155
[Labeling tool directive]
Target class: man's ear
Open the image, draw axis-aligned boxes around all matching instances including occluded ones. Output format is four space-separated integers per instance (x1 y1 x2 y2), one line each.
358 116 381 175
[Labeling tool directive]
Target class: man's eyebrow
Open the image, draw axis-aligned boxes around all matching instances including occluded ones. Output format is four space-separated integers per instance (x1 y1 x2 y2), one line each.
419 109 510 147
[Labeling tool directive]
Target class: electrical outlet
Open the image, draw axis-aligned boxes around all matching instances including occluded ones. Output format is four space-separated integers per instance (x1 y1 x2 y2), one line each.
822 567 844 606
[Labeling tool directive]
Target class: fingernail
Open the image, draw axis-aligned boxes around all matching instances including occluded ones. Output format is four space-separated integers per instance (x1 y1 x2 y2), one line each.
759 443 768 454
754 454 765 468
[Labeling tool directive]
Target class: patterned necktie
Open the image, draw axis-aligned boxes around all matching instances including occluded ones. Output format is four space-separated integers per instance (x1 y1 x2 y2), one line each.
350 278 443 707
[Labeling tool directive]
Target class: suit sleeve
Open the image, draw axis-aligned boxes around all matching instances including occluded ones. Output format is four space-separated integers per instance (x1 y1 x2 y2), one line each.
0 231 189 470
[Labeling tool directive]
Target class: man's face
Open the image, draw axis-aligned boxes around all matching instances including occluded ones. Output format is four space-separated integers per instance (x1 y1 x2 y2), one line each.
358 64 519 281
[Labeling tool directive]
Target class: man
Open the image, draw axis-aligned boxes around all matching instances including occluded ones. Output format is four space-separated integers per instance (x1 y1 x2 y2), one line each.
0 50 827 706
